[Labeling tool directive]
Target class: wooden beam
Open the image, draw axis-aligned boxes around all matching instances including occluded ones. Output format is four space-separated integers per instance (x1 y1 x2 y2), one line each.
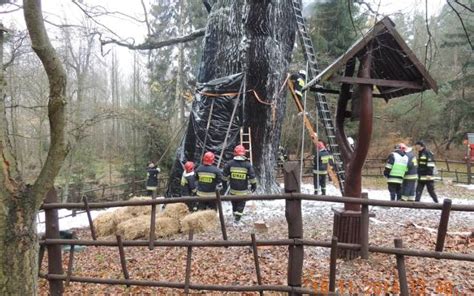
330 76 423 90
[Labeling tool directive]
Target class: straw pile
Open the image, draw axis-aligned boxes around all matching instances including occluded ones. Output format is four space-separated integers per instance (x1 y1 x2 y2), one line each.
123 196 153 217
94 208 133 237
180 210 218 233
159 202 189 220
116 215 149 240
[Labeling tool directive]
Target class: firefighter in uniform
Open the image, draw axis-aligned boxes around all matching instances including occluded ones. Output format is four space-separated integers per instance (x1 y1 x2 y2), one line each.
146 162 161 196
400 144 418 201
384 145 408 201
290 70 307 101
223 145 257 222
415 141 439 203
181 161 198 211
195 152 223 210
313 141 334 195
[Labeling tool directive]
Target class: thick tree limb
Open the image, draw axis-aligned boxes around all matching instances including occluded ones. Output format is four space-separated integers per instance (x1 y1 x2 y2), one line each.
100 28 205 50
24 0 69 209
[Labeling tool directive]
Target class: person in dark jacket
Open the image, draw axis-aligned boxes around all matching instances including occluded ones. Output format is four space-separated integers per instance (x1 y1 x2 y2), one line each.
290 70 306 101
223 145 257 222
415 141 439 203
400 144 418 201
384 145 408 201
146 162 161 196
181 161 198 211
313 141 334 195
195 151 222 210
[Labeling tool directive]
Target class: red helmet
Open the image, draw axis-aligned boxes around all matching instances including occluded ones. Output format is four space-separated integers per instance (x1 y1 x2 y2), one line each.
202 152 215 165
184 161 194 173
317 141 325 150
234 145 246 156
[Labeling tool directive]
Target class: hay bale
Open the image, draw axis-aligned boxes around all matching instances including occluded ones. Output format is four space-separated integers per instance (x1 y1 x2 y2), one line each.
116 215 150 240
93 212 117 237
124 196 152 217
159 203 189 221
180 210 218 233
155 217 181 237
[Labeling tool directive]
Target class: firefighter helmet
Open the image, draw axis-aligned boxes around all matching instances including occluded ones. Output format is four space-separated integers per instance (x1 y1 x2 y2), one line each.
234 145 246 157
184 161 194 173
202 152 215 165
298 70 307 77
317 141 325 150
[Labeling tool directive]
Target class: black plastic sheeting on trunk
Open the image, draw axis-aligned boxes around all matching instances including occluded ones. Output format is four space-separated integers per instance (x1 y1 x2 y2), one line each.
166 73 244 197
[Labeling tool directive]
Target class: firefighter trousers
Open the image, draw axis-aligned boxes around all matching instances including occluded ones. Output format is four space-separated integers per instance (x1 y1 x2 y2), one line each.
415 180 438 203
313 173 327 195
388 182 402 201
231 194 246 221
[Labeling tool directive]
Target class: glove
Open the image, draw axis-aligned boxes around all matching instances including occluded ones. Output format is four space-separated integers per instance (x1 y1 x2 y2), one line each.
251 183 257 193
383 169 389 178
216 183 223 191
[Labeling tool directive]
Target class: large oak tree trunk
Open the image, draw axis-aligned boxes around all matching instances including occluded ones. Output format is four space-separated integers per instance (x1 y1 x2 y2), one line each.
0 0 68 293
171 0 296 193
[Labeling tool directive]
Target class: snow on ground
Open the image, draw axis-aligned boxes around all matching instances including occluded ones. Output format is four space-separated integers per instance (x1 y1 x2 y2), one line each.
456 184 474 190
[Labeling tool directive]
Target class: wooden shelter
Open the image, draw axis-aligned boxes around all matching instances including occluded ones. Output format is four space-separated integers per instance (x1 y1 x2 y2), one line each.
304 16 438 99
302 17 439 260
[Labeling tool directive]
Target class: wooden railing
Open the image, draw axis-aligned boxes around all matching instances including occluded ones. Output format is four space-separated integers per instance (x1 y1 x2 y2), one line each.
38 166 474 295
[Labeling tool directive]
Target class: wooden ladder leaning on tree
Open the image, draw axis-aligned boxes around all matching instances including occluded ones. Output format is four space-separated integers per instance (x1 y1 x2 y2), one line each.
287 80 339 189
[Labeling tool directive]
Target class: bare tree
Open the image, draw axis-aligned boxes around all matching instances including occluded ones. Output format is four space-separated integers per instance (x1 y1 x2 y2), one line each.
0 0 68 293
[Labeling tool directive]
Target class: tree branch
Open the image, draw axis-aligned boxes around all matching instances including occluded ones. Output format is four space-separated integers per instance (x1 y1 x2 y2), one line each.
100 28 205 50
447 0 474 50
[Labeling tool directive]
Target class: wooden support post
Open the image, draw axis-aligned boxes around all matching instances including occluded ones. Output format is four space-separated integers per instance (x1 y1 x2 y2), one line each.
329 236 338 292
184 230 194 295
44 189 64 296
116 235 130 287
467 158 472 185
65 245 75 286
394 239 409 296
445 159 450 172
215 190 228 241
251 233 264 296
149 191 157 250
435 199 452 252
82 196 96 240
360 192 369 259
283 162 303 296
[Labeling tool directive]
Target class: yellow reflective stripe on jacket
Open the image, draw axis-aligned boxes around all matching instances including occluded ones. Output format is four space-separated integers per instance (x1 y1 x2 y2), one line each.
385 163 393 169
230 189 249 195
297 78 305 87
230 167 248 173
321 155 333 164
427 162 435 167
403 174 418 180
197 191 215 197
387 178 403 184
313 170 327 175
249 178 257 184
180 177 187 186
146 186 157 190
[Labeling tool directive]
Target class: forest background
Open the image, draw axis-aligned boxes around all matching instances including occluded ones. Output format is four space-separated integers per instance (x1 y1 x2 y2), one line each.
1 0 472 197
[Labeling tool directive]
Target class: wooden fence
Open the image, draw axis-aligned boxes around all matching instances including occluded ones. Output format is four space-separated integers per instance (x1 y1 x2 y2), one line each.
39 166 474 295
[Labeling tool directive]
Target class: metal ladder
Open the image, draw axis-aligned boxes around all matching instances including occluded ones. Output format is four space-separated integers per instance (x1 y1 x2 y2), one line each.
291 0 346 194
240 127 253 164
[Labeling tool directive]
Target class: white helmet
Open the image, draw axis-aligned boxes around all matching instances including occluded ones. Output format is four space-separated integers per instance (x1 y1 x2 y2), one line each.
298 70 307 77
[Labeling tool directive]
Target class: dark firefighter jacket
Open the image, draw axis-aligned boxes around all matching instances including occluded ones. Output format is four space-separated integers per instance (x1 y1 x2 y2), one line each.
195 164 223 197
417 148 436 180
180 171 197 196
384 150 408 184
223 157 257 195
313 149 334 175
146 167 160 190
290 73 305 98
404 149 418 180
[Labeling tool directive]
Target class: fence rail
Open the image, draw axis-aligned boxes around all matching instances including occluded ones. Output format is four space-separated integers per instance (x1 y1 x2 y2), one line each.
39 165 474 295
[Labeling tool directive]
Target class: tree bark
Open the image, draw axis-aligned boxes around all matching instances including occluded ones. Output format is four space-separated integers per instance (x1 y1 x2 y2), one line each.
183 0 296 193
0 0 68 293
